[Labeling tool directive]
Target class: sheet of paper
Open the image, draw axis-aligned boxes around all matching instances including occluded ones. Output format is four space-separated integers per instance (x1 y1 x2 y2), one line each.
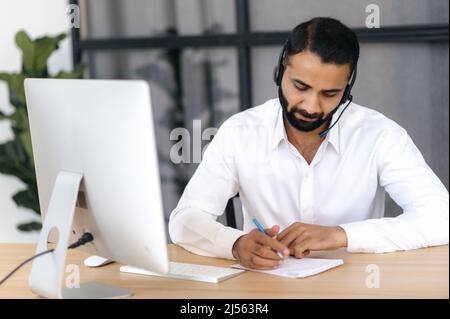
231 257 343 278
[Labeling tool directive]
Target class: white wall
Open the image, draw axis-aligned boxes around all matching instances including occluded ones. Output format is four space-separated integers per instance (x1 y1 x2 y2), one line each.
0 0 72 242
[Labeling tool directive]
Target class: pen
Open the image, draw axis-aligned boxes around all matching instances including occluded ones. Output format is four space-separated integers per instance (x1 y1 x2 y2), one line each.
252 218 285 259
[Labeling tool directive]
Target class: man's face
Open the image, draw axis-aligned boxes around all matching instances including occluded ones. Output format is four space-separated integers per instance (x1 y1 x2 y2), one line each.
280 50 351 132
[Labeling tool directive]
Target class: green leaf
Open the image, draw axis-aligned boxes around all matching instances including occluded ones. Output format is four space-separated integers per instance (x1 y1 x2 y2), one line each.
0 72 11 82
16 107 29 129
0 109 10 121
0 141 22 176
15 31 34 75
17 221 42 232
12 188 40 214
0 140 35 185
15 30 66 77
0 73 26 108
8 74 26 108
19 129 34 162
8 105 28 131
53 62 86 79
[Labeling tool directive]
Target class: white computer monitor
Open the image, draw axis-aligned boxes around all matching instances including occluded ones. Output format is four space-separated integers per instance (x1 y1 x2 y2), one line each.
24 78 169 298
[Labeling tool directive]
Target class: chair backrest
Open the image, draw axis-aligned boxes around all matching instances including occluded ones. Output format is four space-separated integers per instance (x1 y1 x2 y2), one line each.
225 197 236 228
225 194 239 228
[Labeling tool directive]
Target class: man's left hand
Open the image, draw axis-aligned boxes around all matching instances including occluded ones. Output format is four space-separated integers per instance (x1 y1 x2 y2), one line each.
276 222 348 258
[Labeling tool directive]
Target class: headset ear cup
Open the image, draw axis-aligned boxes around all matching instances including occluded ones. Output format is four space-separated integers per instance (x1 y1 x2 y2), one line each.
273 66 279 85
343 67 357 102
274 63 283 86
276 63 285 86
340 85 351 104
343 85 350 101
274 41 288 86
275 65 282 86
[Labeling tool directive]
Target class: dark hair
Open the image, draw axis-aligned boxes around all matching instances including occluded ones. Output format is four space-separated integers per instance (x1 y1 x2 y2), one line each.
285 17 360 73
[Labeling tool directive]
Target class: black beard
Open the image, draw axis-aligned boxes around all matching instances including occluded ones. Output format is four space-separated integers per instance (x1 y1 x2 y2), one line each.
278 86 331 132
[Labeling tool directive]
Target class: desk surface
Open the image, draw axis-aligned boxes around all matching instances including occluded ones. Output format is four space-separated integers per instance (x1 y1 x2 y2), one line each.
0 244 448 298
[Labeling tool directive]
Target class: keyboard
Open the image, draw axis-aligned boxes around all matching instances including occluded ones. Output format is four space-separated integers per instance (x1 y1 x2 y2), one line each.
120 262 245 283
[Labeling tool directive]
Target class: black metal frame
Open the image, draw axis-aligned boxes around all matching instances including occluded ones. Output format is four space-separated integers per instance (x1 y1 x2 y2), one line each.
70 0 449 107
72 25 448 51
69 0 449 227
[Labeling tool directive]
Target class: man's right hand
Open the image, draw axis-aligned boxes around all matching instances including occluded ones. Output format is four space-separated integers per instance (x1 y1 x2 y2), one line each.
232 225 290 269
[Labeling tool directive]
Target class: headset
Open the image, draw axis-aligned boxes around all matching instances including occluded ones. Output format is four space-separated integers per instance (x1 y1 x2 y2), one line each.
273 40 357 137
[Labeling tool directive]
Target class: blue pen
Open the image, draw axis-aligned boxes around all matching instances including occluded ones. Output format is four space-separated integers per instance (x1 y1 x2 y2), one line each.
252 218 285 259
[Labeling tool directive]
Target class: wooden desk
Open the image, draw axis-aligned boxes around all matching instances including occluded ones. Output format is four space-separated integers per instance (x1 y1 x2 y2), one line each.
0 244 448 298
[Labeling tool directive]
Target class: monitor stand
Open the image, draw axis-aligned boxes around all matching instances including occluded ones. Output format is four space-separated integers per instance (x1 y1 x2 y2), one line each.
28 171 133 299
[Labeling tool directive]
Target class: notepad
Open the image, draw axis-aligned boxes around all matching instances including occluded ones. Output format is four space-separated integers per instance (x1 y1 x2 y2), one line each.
231 257 343 278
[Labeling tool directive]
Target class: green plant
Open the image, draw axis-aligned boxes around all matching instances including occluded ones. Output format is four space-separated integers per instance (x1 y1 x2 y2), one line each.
0 30 84 231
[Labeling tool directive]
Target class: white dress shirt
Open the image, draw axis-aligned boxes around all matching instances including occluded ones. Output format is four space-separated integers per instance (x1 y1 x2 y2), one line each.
169 98 449 260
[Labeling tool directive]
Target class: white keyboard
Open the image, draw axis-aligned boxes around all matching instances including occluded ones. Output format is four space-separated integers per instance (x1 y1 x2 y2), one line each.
120 262 245 283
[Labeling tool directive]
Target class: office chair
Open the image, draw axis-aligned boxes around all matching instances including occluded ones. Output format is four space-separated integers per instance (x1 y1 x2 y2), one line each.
225 194 239 228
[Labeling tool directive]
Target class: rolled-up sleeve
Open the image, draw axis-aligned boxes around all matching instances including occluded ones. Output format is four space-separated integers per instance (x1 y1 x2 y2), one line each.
340 126 449 253
168 120 246 259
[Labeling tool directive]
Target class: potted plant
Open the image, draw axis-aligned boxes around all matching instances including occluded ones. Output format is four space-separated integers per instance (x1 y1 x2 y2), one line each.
0 30 84 231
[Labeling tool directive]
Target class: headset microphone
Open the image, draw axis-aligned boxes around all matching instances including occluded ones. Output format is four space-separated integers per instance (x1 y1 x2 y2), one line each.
318 95 352 138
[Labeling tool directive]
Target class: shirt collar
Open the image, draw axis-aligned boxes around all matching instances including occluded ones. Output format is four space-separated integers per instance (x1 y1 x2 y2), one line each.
271 98 343 154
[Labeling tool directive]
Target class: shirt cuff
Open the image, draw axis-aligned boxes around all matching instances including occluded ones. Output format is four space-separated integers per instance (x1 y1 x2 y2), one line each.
339 221 378 253
214 226 246 260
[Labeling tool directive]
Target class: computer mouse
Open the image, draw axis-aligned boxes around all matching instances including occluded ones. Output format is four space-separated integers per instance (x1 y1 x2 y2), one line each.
83 255 114 267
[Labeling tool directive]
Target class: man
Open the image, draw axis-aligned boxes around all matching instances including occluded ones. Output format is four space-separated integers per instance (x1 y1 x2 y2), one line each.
169 17 449 270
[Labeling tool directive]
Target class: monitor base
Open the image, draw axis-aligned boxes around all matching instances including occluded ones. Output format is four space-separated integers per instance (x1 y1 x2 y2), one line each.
28 171 133 299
